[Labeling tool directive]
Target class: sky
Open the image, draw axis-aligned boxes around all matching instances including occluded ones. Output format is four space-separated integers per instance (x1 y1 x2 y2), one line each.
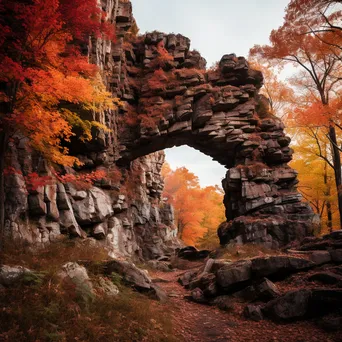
131 0 290 187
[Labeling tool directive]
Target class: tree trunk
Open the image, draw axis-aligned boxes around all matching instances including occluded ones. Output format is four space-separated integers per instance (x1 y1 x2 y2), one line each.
328 124 342 229
178 221 184 240
326 198 333 233
0 129 8 250
323 160 333 233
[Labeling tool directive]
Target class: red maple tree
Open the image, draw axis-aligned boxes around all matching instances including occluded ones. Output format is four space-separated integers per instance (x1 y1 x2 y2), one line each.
0 0 116 243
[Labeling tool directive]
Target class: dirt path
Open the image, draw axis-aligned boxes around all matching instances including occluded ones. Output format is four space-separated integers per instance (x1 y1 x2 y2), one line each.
152 266 340 342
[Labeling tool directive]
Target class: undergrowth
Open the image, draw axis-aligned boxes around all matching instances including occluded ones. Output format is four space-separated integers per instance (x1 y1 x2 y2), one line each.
0 240 177 342
0 238 109 273
214 243 282 261
196 229 221 251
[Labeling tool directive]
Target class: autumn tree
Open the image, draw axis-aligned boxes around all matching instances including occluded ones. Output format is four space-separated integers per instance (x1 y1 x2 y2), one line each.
284 0 342 54
162 164 225 246
0 0 116 245
291 130 339 232
250 3 342 228
248 58 295 119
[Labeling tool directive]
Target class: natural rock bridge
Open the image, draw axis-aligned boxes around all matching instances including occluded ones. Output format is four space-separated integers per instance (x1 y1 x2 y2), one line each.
113 31 316 248
4 1 316 254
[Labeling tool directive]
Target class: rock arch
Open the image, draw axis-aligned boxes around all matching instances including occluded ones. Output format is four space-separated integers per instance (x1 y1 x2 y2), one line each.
2 2 316 254
115 32 315 248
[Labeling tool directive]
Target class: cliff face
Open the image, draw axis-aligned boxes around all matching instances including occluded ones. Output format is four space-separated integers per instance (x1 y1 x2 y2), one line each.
3 0 179 260
3 0 316 256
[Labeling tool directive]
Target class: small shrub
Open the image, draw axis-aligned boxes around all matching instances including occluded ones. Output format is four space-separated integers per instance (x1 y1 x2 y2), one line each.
149 41 174 69
196 229 220 250
110 272 123 288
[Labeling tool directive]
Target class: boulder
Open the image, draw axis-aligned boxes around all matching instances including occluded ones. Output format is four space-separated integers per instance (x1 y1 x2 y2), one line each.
203 258 215 273
263 289 311 321
212 296 234 312
93 223 107 240
147 260 172 272
323 230 342 240
308 272 342 285
103 259 167 301
234 278 280 302
216 260 252 291
189 272 216 290
150 283 168 303
256 278 281 301
0 265 33 286
177 246 210 260
89 187 114 222
309 289 342 316
189 272 218 297
178 270 197 288
251 256 315 279
191 287 207 304
330 249 342 263
59 210 86 238
103 260 152 290
97 277 119 297
58 262 94 299
316 315 342 332
244 304 264 321
310 251 332 265
28 193 46 216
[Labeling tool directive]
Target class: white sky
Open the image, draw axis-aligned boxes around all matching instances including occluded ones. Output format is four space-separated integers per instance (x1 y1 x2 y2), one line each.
132 0 290 187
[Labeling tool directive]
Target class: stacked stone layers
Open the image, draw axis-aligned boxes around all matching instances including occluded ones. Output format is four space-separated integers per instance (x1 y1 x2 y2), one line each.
3 0 315 253
3 1 179 259
113 30 316 247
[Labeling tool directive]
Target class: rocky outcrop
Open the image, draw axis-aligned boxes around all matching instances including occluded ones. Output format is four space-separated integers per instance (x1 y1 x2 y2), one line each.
263 289 342 321
3 0 315 256
58 262 94 300
178 231 342 326
0 265 33 287
103 259 168 301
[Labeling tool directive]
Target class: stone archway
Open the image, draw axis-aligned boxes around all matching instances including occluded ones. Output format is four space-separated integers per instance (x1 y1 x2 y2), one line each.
115 32 315 249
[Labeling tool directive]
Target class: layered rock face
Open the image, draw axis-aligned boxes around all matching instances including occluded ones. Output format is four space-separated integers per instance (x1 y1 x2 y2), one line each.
3 0 315 254
112 29 316 247
3 2 179 260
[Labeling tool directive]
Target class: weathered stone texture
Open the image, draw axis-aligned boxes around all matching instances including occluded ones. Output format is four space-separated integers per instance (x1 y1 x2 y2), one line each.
3 0 315 255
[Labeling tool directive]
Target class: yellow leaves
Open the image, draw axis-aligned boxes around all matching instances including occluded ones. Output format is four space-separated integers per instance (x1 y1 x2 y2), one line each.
290 129 340 232
91 121 111 133
12 65 114 167
61 109 112 143
83 73 118 113
61 109 92 142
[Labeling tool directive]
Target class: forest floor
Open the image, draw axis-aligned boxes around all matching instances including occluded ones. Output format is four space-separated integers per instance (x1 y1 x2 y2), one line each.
151 262 341 342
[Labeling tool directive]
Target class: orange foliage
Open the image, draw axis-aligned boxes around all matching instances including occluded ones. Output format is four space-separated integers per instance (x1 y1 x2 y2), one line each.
175 68 204 78
250 0 342 228
149 41 174 69
162 164 225 246
147 69 169 91
248 59 295 119
119 104 139 128
139 98 172 129
0 0 115 167
55 170 107 190
120 164 142 202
